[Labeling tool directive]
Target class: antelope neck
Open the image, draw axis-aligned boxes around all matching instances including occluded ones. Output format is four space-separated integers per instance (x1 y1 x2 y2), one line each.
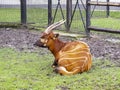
48 39 66 57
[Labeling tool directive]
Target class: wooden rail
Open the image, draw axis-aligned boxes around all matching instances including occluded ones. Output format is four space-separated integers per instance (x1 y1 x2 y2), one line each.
88 1 120 7
88 26 120 34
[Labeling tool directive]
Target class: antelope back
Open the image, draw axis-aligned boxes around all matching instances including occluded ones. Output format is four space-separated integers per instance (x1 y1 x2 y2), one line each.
57 41 92 72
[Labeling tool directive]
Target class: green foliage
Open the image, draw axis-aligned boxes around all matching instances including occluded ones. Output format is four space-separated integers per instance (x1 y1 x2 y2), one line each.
110 11 120 18
0 8 20 22
27 8 48 26
0 8 120 32
91 17 120 30
0 48 120 90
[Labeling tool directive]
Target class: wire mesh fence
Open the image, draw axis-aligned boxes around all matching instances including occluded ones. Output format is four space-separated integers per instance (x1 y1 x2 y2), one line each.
0 0 87 34
70 0 86 33
49 0 86 34
0 0 120 34
27 0 48 27
0 0 20 23
89 0 120 31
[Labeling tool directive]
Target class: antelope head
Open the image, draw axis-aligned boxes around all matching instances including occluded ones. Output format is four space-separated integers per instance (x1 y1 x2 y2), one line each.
34 20 65 48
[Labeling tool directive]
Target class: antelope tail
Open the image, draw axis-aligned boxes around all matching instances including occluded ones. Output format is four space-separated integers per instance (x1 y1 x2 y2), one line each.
56 66 81 75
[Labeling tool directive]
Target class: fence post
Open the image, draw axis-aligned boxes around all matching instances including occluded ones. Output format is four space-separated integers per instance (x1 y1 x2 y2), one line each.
20 0 27 25
106 0 110 17
66 0 72 31
48 0 52 25
86 0 91 37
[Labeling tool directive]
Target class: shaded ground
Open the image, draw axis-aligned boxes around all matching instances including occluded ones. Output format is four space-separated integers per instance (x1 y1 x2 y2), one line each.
0 28 120 66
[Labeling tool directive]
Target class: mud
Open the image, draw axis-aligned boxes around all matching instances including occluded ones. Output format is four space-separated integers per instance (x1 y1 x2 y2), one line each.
0 28 120 66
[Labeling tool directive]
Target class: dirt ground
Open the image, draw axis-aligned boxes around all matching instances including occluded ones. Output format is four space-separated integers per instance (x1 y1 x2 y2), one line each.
0 28 120 66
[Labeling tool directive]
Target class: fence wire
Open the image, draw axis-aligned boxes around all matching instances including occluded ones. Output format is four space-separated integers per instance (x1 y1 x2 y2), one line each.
0 0 20 23
0 0 119 33
90 0 120 31
26 0 48 28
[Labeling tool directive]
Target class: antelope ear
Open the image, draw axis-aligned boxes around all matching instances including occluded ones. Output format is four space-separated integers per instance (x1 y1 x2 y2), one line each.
53 33 59 40
54 33 59 38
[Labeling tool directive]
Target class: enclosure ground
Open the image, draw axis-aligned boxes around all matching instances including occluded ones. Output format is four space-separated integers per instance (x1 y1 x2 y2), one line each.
0 28 120 66
0 28 120 90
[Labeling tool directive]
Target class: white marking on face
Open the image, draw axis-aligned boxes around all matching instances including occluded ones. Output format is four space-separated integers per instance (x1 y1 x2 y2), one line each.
43 44 47 46
40 38 48 43
40 38 46 43
45 39 48 43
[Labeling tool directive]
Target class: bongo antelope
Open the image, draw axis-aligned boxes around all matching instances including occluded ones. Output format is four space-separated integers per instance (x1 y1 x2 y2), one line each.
34 20 92 75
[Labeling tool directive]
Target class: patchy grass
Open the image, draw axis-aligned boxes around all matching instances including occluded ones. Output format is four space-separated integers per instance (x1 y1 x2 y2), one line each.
0 8 120 32
0 48 120 90
0 7 120 90
91 17 120 30
1 8 120 32
0 8 20 22
27 8 48 26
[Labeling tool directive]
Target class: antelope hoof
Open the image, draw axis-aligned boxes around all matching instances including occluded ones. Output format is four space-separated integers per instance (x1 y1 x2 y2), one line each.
52 65 56 68
53 67 59 73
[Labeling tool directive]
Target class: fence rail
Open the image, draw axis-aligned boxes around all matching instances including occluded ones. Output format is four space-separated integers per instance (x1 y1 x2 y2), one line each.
88 26 120 34
86 0 120 36
88 1 120 7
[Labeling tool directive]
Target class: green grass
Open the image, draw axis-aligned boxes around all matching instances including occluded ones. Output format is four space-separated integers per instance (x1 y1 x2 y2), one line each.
0 8 120 90
0 8 20 22
91 17 120 30
0 48 120 90
0 8 120 32
27 8 48 26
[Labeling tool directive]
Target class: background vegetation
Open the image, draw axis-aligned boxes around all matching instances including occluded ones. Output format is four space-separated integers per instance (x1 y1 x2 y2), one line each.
0 48 120 90
0 8 120 32
0 8 120 90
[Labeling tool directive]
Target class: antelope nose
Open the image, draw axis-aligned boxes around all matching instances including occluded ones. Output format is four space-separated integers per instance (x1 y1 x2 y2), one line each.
33 40 39 46
33 43 36 46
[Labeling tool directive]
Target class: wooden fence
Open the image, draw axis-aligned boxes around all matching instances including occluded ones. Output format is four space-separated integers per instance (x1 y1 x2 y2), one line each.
86 0 120 36
0 0 120 36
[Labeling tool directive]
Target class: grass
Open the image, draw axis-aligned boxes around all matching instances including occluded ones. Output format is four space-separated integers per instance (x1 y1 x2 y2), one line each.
27 8 48 26
0 8 120 32
0 8 120 89
0 48 120 90
91 17 120 30
0 8 20 22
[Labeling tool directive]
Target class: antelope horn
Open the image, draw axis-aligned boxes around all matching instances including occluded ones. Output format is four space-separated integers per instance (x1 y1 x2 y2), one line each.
45 20 66 34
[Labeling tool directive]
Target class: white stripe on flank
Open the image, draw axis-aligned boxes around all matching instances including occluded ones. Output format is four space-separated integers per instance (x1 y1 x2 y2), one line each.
59 51 89 61
64 57 87 67
58 55 88 64
59 56 86 63
71 58 88 72
64 45 82 53
57 41 91 74
59 50 90 58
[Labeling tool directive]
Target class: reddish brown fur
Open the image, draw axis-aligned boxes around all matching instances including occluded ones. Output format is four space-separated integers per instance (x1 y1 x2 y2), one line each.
34 31 92 75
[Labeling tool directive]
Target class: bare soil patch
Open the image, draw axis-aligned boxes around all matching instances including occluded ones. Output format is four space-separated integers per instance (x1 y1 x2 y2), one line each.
0 28 120 66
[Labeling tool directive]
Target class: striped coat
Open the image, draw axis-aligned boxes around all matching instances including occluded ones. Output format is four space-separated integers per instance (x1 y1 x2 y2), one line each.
34 20 92 75
56 41 92 75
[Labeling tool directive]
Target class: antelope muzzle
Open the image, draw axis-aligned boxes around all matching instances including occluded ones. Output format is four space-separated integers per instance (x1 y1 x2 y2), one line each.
34 40 47 48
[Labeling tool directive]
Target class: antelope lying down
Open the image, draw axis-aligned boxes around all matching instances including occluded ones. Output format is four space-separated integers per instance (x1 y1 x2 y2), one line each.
34 20 92 75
